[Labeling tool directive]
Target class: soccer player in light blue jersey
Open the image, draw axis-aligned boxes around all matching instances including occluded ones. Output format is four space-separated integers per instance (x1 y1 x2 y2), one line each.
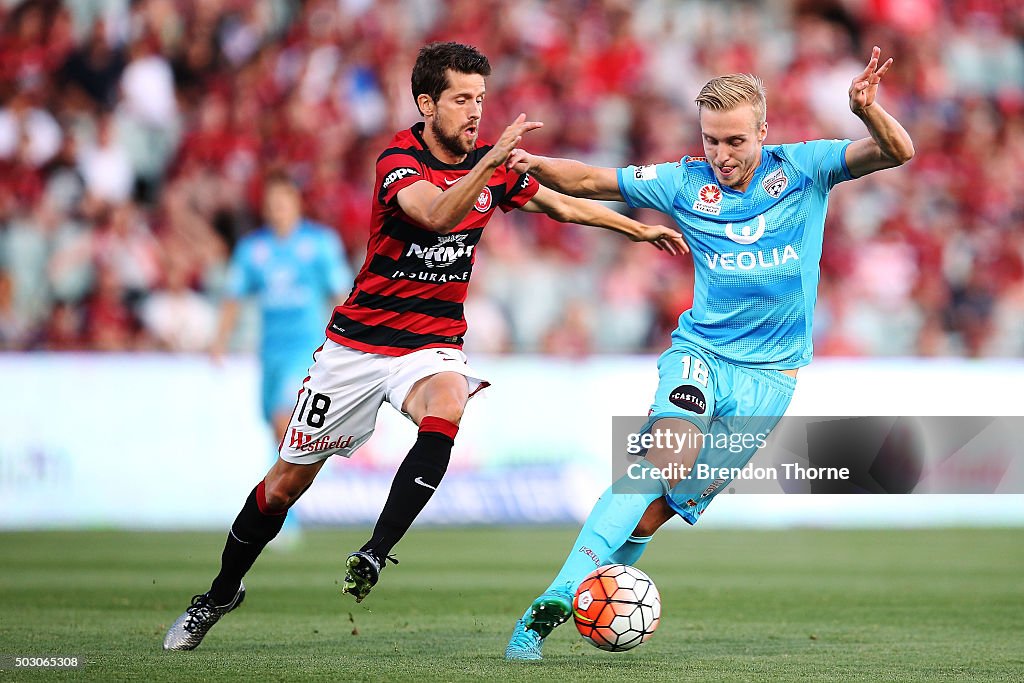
213 172 352 455
505 47 915 660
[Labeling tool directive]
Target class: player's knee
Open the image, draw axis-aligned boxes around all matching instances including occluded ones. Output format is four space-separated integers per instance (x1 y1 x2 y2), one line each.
262 478 301 513
428 384 468 424
633 498 674 537
428 398 465 425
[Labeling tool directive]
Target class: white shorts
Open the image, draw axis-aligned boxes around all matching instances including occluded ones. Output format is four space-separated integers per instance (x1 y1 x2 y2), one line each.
279 340 489 465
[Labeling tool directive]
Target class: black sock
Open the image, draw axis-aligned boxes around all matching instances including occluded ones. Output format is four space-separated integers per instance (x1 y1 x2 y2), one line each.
209 481 287 604
361 416 457 558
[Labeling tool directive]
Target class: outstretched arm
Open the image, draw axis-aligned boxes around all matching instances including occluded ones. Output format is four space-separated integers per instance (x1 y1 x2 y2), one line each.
397 114 543 233
844 46 915 178
506 151 623 201
520 185 688 256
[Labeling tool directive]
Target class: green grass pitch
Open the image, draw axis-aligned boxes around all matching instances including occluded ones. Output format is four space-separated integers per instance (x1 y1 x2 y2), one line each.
1 527 1022 681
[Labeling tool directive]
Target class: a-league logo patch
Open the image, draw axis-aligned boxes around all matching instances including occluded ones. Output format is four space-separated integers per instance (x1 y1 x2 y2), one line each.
699 184 722 204
473 187 493 213
634 164 658 181
668 385 707 414
693 184 722 215
762 167 788 198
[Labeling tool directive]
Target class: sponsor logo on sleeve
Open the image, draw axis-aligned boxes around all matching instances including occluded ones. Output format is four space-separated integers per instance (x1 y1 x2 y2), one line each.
634 164 658 181
762 167 788 198
381 166 420 192
693 183 723 215
668 385 707 414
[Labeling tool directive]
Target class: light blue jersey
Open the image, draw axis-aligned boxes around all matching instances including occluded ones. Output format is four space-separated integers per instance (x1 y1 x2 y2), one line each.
226 220 350 420
226 220 350 358
618 140 853 368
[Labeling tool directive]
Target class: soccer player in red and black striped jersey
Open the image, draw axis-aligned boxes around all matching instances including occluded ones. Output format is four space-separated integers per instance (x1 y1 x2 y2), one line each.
163 42 686 650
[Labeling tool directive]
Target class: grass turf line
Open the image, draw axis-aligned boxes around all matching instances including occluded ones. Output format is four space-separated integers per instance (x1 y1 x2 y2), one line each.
0 528 1022 682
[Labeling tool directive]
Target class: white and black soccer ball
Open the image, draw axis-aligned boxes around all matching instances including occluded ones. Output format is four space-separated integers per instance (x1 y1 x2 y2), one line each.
573 564 661 652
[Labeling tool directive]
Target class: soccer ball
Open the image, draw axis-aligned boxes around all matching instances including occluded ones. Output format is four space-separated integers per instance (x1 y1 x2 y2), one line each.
573 564 661 651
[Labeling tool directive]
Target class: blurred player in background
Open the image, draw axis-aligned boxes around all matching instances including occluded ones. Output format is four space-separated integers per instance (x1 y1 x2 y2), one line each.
504 47 915 660
210 170 352 543
212 171 352 444
164 41 685 651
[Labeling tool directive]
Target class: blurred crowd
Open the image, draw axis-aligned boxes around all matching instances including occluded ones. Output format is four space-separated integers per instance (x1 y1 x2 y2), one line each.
1 0 1022 357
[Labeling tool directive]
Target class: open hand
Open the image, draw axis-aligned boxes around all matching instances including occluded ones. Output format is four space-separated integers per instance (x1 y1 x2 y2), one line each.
849 46 892 114
633 224 689 256
486 114 543 168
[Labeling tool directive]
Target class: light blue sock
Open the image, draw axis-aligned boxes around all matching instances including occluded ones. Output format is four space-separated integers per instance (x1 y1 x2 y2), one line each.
543 464 666 596
607 534 653 566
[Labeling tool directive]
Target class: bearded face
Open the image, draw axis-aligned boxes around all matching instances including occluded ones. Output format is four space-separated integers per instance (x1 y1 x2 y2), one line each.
430 110 477 158
422 70 485 162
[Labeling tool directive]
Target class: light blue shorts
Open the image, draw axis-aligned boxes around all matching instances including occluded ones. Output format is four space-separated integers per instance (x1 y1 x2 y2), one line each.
262 350 316 422
642 341 798 524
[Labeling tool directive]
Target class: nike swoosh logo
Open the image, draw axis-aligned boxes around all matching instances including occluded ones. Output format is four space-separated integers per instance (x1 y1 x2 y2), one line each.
443 178 459 185
414 477 437 491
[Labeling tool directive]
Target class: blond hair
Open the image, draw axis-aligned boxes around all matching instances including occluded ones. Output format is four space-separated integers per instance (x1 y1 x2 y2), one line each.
694 74 767 125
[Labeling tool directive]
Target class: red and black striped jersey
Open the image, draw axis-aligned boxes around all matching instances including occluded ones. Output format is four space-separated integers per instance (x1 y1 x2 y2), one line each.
326 123 539 356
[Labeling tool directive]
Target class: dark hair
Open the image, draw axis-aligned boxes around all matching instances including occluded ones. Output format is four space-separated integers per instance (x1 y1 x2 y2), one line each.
264 169 299 191
411 42 491 113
